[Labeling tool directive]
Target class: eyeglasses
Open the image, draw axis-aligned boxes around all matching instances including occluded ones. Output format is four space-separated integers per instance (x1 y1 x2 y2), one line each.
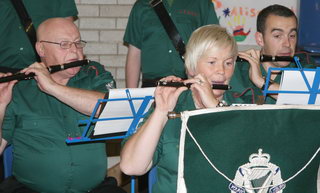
40 40 87 49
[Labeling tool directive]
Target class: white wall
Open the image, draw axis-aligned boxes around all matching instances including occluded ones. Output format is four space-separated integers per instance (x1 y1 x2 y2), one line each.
75 0 135 88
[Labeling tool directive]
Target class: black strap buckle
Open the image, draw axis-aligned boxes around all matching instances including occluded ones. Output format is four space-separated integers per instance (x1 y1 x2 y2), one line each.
149 0 162 7
25 21 33 33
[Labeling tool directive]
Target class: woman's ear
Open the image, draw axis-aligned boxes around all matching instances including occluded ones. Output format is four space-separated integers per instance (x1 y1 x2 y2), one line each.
187 69 196 77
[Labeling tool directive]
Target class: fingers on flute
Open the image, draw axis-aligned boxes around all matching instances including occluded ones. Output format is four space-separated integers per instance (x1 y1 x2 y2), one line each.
0 73 13 78
160 75 183 82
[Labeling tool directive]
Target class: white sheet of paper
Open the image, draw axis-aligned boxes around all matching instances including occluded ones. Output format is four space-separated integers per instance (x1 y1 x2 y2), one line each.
276 70 320 105
93 87 155 136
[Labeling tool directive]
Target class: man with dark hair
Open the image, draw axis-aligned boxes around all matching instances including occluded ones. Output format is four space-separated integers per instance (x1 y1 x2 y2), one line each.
256 4 297 34
227 4 314 104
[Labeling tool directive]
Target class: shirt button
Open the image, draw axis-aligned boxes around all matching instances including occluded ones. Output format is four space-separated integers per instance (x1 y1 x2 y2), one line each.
19 47 23 51
169 50 172 53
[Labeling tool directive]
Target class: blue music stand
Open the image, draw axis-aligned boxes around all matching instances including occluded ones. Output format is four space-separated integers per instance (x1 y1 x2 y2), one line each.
262 56 320 104
66 88 154 143
66 88 155 193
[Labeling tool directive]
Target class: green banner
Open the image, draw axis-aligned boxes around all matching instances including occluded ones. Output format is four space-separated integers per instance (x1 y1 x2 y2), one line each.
178 105 320 193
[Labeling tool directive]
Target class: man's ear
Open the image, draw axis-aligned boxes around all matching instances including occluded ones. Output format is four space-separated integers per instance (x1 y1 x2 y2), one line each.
36 42 45 57
255 32 264 47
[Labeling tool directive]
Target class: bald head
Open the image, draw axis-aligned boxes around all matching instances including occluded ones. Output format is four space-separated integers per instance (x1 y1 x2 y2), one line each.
35 17 84 72
37 18 79 41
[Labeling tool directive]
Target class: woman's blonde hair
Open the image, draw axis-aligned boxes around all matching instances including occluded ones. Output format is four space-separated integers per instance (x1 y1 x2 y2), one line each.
184 24 238 73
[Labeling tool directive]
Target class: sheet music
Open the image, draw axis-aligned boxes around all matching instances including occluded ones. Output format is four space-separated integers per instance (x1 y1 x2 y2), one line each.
276 70 320 105
93 87 155 136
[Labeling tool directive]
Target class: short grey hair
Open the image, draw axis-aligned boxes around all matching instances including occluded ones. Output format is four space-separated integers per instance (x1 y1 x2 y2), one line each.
184 24 238 73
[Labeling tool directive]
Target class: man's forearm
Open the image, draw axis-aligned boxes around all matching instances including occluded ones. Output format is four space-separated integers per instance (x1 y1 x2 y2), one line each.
47 84 105 116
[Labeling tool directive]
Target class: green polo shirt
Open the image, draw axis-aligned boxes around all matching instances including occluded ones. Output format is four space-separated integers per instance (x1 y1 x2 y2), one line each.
134 90 232 193
124 0 219 80
2 61 115 193
0 0 78 70
227 53 316 104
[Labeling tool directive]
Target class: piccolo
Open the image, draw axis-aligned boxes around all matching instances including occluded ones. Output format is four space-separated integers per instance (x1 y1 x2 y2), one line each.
236 55 294 62
0 59 89 83
157 81 232 90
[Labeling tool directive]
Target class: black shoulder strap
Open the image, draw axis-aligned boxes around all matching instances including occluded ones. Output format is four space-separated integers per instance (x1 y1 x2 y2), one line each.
10 0 40 62
150 0 185 62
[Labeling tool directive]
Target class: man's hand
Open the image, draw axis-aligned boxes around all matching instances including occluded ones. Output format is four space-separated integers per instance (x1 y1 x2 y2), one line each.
238 49 265 88
20 62 57 94
0 73 17 106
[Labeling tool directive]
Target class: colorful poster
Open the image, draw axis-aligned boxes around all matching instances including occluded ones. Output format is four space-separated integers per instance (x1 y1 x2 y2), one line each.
212 0 298 46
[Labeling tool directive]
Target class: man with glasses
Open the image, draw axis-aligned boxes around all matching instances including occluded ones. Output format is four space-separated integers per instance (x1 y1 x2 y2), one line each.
0 18 125 193
39 40 87 50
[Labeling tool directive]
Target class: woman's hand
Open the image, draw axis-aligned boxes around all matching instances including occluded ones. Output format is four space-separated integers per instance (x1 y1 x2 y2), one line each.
184 74 219 108
154 76 187 114
238 49 265 89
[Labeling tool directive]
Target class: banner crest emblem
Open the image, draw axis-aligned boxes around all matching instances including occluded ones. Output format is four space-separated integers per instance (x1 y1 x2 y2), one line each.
229 148 286 193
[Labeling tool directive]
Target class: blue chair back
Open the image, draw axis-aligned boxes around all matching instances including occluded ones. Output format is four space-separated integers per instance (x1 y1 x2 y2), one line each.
298 0 320 65
298 0 320 48
3 145 13 178
148 166 157 193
